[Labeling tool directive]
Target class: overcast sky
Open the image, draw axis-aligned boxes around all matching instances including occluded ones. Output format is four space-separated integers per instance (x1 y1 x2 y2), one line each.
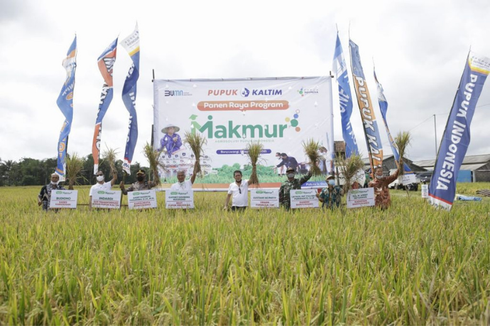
1 0 490 167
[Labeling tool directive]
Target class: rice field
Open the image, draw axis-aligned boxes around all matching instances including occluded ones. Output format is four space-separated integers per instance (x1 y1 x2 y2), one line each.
1 185 490 325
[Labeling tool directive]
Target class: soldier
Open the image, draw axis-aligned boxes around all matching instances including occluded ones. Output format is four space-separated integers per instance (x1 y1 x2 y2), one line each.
279 167 312 210
120 169 159 195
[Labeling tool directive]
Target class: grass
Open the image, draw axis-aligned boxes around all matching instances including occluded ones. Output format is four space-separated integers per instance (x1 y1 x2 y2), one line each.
1 185 490 324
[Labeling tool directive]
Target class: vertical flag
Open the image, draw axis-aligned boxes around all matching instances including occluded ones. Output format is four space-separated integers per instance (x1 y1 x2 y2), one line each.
374 68 413 174
349 39 383 174
92 38 118 174
429 52 490 210
121 24 140 175
55 36 77 181
333 33 358 158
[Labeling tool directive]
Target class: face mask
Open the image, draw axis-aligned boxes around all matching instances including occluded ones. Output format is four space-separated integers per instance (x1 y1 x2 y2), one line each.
287 173 295 178
376 175 385 180
51 181 59 186
96 175 104 182
137 176 144 182
328 180 335 186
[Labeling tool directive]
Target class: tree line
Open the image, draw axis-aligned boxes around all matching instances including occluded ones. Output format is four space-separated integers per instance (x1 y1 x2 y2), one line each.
0 155 149 187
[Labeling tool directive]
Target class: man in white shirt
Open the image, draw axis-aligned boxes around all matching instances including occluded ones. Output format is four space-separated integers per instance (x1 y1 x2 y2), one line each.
89 170 117 209
170 168 197 191
224 170 256 211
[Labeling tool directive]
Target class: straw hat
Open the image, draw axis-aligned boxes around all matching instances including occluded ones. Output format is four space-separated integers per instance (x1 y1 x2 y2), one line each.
161 124 180 133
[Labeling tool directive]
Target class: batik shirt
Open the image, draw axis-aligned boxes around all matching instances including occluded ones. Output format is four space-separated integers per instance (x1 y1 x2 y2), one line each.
38 183 66 211
319 185 343 209
368 169 399 209
279 172 312 209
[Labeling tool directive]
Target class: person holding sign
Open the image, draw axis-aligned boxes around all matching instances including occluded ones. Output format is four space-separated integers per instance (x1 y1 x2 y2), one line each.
38 173 66 211
224 170 256 211
120 169 158 195
279 167 312 210
368 164 400 209
316 175 344 210
89 170 118 209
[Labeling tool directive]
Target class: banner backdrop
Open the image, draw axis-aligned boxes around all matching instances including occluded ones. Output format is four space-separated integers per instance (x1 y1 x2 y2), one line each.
429 52 490 210
153 77 333 182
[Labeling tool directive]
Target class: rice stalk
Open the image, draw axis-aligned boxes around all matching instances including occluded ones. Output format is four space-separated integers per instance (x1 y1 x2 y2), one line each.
395 131 411 175
65 152 86 190
102 146 118 174
246 141 263 185
302 139 322 176
336 154 364 193
143 142 163 184
184 131 207 176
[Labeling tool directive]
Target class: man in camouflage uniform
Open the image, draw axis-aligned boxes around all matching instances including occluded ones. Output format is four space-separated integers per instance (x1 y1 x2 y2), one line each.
120 169 159 195
279 167 312 210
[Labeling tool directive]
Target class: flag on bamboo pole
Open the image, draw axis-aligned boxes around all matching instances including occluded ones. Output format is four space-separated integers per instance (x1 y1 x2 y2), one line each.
374 68 413 174
55 36 77 181
349 39 383 174
121 24 140 175
333 33 358 158
92 38 118 174
429 51 490 210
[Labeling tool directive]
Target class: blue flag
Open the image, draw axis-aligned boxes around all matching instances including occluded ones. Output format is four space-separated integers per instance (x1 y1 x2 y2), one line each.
349 39 383 173
374 69 413 175
429 52 490 210
121 24 140 175
55 36 77 181
333 33 358 158
92 38 118 174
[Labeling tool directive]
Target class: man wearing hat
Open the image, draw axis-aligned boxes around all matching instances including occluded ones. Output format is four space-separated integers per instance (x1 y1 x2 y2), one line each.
278 166 312 210
159 123 182 157
120 169 159 195
317 175 344 210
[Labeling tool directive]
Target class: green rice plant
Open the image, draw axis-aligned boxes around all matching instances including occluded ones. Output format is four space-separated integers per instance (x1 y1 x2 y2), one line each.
143 142 163 184
302 138 322 176
66 152 86 190
102 146 118 174
336 154 364 193
184 131 207 176
395 131 411 175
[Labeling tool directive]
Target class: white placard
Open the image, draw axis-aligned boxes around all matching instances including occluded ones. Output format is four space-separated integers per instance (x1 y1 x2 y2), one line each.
346 188 375 208
402 174 417 185
165 190 194 209
421 184 429 198
92 190 121 209
128 190 157 209
290 189 319 209
50 190 78 209
250 189 279 208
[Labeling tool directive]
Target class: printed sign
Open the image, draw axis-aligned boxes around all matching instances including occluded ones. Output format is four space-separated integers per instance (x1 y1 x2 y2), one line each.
290 189 319 209
92 190 121 209
250 189 279 208
128 190 157 209
346 188 375 208
165 190 194 209
50 190 78 209
421 184 429 198
153 77 334 185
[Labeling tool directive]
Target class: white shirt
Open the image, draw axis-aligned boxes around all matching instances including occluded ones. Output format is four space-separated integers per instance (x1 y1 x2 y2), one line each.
227 179 249 207
170 180 193 192
89 181 112 197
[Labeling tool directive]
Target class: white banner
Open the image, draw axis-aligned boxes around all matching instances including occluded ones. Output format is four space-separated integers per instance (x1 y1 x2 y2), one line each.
128 190 157 209
165 190 194 209
153 77 333 185
421 184 429 198
346 188 375 208
401 174 417 185
92 190 121 209
250 189 279 208
290 189 319 209
50 190 78 209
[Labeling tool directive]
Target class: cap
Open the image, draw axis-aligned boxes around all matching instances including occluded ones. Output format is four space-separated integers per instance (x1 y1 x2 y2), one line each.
286 167 295 173
136 169 146 175
161 124 180 133
326 174 335 180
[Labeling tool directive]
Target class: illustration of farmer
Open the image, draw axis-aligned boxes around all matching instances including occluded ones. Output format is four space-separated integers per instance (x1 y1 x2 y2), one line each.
159 123 182 157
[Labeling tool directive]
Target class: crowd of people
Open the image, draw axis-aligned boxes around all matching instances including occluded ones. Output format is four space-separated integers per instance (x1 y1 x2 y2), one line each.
38 154 403 211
